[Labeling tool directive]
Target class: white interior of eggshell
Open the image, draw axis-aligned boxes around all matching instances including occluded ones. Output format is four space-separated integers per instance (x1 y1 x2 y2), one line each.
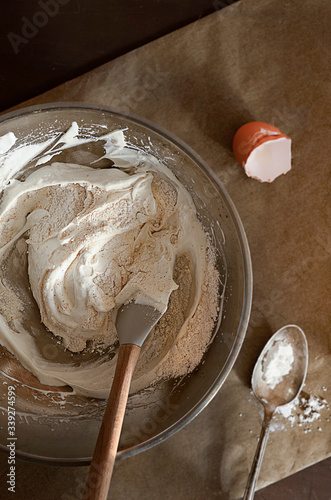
244 137 292 182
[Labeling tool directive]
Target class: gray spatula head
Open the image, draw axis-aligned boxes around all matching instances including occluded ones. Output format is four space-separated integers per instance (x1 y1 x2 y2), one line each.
115 302 163 347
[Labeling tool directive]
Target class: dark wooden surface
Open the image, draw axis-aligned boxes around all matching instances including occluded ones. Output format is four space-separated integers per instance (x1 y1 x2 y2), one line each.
0 0 230 111
0 1 330 498
255 457 331 500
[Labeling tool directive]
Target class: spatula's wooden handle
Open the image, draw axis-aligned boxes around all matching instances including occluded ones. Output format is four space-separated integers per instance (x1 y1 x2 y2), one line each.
84 343 141 500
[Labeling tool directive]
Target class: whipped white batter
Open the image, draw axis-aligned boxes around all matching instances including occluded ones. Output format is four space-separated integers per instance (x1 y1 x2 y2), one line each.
0 123 220 398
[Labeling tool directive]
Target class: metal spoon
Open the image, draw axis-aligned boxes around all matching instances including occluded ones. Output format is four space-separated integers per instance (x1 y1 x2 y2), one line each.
84 302 163 500
243 324 308 500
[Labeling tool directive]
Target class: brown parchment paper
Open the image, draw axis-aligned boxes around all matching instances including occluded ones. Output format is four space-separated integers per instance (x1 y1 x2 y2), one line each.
1 0 331 498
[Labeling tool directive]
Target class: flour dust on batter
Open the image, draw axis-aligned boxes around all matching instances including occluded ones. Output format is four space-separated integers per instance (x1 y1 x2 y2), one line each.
0 125 221 398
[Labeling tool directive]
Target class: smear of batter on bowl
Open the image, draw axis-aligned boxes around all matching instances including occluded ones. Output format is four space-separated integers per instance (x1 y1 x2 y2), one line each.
0 123 221 398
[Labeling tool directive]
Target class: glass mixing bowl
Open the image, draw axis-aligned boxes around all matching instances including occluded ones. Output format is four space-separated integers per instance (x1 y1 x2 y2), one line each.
0 103 252 464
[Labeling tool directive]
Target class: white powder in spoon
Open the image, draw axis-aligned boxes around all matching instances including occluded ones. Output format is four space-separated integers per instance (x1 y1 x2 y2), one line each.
263 342 294 390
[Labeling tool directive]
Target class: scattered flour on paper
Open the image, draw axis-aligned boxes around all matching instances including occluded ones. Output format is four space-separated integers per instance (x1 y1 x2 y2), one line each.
270 390 330 433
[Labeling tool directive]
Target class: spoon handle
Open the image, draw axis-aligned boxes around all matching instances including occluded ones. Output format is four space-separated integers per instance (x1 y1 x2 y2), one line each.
243 408 274 500
84 343 141 500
